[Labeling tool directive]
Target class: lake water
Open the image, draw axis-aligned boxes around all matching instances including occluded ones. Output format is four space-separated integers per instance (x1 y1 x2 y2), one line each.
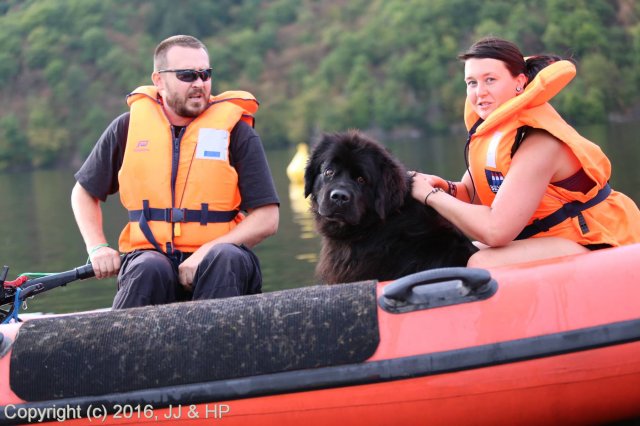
1 123 638 314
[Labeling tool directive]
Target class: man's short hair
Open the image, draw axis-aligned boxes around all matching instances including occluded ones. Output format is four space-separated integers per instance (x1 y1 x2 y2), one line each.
154 35 208 71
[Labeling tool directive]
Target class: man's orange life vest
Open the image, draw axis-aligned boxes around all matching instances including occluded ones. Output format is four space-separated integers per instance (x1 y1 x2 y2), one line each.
118 86 259 253
464 60 640 246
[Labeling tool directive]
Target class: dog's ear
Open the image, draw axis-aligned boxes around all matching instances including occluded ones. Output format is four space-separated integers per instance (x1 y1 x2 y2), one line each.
374 155 408 219
304 135 330 198
303 157 317 198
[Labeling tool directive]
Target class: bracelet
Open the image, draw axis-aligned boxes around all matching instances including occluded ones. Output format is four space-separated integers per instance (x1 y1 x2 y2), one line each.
88 243 109 256
423 187 444 206
446 180 457 197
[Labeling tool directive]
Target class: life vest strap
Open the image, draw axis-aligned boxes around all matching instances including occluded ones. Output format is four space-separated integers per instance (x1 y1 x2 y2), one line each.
136 200 164 253
128 207 238 224
516 184 612 240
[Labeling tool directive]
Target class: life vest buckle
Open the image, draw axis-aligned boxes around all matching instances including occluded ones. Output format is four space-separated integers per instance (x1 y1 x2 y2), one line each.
168 208 187 223
531 218 550 233
561 202 580 217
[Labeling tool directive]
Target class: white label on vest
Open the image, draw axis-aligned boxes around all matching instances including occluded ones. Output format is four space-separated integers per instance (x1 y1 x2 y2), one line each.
196 129 229 161
485 131 502 168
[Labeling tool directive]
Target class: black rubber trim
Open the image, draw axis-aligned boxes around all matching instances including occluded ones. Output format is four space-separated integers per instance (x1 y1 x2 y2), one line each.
2 317 639 424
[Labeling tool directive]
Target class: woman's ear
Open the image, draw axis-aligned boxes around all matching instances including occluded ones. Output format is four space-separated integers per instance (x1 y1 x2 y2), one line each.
516 73 528 92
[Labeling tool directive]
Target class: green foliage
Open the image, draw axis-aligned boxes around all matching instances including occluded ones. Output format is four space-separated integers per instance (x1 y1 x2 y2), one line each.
0 114 29 170
0 20 22 84
342 55 375 129
79 27 110 63
78 106 109 157
0 51 18 85
0 0 638 171
26 98 71 168
24 26 57 69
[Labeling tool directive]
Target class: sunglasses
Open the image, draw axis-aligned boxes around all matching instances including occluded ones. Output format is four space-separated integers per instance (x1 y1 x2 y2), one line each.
158 68 212 83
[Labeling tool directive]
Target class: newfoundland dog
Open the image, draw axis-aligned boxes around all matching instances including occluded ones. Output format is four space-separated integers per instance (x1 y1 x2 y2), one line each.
304 130 477 284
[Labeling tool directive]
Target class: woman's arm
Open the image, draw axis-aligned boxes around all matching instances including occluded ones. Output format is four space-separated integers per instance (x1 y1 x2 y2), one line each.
412 131 579 246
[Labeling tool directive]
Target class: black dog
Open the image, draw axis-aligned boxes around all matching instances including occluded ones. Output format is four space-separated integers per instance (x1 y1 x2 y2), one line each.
304 130 477 284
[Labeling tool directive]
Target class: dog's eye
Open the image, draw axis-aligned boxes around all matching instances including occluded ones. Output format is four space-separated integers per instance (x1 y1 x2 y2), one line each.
324 169 334 178
357 176 366 184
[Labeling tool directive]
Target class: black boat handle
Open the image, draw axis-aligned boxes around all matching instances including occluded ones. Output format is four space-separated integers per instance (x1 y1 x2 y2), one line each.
380 267 497 313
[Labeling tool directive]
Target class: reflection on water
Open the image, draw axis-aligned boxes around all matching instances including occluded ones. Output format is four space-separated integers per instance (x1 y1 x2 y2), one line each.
289 182 317 262
289 182 317 240
286 143 317 261
0 123 638 314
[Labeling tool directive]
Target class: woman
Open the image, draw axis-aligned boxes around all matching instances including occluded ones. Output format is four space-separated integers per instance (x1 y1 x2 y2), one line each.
411 37 640 267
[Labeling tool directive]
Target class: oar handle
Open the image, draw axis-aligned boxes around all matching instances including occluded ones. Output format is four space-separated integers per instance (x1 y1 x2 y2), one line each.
76 263 97 280
19 263 97 299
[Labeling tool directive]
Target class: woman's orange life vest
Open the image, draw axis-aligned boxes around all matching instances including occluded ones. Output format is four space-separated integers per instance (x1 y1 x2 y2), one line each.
464 60 640 246
118 86 259 253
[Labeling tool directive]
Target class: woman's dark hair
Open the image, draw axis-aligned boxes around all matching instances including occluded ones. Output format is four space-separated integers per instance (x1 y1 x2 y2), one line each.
458 37 572 84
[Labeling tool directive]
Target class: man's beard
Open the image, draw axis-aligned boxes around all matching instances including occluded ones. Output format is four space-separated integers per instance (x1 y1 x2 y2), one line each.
165 89 207 118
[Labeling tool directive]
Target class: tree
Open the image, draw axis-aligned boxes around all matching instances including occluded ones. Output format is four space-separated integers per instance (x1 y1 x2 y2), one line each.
0 114 29 170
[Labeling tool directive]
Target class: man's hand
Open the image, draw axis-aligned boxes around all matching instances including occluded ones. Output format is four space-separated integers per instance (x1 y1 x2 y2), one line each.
178 248 207 290
89 246 121 279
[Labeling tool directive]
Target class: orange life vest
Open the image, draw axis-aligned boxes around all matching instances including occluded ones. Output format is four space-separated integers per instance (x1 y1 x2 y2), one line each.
464 60 640 246
118 86 259 253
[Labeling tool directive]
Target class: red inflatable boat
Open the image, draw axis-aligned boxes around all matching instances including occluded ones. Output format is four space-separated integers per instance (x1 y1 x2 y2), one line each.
1 244 640 425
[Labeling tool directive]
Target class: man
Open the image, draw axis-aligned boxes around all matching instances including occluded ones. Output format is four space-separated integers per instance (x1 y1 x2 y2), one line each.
71 35 279 308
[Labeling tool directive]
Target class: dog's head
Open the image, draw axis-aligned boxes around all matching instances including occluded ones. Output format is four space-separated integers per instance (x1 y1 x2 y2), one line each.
304 130 408 235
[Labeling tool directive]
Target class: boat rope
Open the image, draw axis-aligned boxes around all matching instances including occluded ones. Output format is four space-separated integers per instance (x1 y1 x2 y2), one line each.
19 272 54 279
2 273 56 324
1 287 23 324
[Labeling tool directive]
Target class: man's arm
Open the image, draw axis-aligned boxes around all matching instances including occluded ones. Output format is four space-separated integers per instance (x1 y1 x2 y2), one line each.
71 182 121 278
71 113 128 278
212 204 280 249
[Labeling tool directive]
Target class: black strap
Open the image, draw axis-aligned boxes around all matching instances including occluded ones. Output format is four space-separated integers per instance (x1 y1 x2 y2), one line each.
516 184 612 240
128 207 238 224
464 118 484 204
510 126 531 158
130 201 238 257
137 200 164 253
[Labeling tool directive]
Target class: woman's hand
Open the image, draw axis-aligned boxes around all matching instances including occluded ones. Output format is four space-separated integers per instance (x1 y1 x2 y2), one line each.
408 171 446 204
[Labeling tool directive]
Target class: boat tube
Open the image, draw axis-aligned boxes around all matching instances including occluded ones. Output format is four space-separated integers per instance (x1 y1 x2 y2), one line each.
1 244 640 425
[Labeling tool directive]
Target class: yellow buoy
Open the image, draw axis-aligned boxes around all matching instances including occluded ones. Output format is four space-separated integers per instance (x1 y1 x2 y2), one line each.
286 143 309 184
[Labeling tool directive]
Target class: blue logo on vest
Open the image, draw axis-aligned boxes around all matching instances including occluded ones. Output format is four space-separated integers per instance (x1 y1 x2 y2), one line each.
485 169 504 193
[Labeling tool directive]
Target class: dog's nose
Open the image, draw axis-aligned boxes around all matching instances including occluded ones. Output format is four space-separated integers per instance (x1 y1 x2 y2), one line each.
330 189 351 205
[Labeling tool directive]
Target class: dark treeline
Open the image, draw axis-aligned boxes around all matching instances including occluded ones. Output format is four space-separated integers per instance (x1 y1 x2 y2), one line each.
0 0 638 170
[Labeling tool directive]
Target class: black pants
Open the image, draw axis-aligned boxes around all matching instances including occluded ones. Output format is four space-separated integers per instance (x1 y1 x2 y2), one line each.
112 244 262 309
